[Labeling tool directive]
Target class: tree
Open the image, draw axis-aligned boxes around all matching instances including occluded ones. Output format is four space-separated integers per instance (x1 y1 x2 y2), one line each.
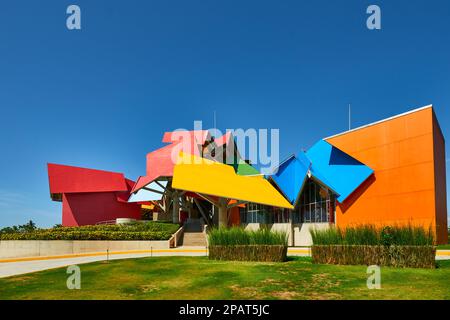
0 220 38 234
20 220 37 232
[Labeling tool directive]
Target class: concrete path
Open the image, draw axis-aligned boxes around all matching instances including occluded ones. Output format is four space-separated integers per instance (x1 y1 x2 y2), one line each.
0 247 208 278
0 247 448 279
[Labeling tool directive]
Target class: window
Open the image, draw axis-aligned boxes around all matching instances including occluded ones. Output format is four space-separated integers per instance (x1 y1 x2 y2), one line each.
240 205 292 223
294 179 335 223
239 179 335 224
271 207 291 223
240 203 271 223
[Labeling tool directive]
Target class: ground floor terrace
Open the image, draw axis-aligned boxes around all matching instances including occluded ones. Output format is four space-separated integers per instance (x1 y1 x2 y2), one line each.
212 177 336 246
154 174 443 246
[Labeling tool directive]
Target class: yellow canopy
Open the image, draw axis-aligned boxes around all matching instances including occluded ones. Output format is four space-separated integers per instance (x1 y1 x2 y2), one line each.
172 152 293 209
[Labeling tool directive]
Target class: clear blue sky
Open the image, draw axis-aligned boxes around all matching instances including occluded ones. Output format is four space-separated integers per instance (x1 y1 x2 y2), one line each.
0 0 449 227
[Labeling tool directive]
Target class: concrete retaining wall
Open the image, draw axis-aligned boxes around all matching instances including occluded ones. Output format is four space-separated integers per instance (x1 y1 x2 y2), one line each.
242 223 293 245
270 223 294 246
243 223 261 231
0 240 170 259
293 223 330 246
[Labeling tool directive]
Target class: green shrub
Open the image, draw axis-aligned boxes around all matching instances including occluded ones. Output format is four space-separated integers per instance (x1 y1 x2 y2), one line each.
209 245 287 262
208 227 288 246
53 222 179 233
311 245 436 268
0 230 172 241
0 222 180 241
380 226 394 246
207 227 288 262
311 224 434 246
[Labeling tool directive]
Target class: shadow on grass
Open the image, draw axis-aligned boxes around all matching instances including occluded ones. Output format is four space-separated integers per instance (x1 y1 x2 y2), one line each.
436 260 450 269
286 256 312 262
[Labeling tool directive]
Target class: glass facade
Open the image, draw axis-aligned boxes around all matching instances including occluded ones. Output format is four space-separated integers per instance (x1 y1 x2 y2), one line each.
295 179 335 223
239 203 271 223
239 178 335 224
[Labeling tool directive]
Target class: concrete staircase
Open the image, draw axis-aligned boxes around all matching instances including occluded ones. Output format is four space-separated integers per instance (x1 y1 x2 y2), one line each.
181 219 207 247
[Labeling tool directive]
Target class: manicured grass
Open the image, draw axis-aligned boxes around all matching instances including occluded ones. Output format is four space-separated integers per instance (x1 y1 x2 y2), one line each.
437 232 450 249
1 256 449 300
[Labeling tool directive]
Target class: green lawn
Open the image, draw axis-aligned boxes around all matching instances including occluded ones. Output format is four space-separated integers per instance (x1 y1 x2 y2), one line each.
0 256 449 300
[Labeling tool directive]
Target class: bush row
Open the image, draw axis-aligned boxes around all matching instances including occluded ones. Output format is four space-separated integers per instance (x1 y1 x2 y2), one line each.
51 222 180 233
208 227 288 246
209 245 287 262
0 221 181 241
0 230 173 241
311 225 434 246
311 245 436 268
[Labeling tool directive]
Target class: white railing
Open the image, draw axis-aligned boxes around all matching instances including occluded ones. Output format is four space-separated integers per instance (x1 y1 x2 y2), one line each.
169 225 185 248
200 219 209 246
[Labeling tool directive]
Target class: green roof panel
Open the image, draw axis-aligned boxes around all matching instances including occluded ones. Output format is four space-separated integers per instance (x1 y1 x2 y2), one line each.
236 160 260 176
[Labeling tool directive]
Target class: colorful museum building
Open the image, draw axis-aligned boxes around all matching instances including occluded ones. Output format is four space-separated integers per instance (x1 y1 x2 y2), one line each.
47 105 448 245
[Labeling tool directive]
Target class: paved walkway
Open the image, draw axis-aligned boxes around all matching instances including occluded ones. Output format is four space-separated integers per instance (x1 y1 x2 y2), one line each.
0 247 448 278
0 247 208 278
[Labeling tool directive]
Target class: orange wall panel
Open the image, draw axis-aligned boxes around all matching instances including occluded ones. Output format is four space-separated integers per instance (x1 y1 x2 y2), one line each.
432 112 449 244
229 207 241 226
351 133 434 172
326 106 447 244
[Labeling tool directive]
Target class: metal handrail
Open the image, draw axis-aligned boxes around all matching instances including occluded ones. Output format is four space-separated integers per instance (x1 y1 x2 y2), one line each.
95 220 116 225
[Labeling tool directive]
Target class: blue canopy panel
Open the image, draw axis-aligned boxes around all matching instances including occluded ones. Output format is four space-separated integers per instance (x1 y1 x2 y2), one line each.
308 163 339 195
306 140 373 203
269 154 311 205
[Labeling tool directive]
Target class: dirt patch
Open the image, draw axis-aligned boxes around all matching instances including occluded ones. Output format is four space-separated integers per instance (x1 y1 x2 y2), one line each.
229 284 264 299
271 291 299 300
311 273 341 289
312 273 330 279
229 282 302 300
8 276 34 282
307 292 342 300
261 278 283 285
138 284 161 293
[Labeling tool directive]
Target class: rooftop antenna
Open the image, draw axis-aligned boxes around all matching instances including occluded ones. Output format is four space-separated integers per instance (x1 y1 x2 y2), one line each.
212 110 217 139
348 103 351 131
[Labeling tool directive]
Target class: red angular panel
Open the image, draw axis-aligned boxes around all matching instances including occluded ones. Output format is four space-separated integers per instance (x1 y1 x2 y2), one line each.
48 163 129 194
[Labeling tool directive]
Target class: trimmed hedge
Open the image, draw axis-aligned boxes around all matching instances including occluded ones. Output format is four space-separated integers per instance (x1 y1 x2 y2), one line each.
207 228 288 262
0 222 180 241
0 230 173 241
311 245 436 268
51 222 180 233
209 245 287 262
